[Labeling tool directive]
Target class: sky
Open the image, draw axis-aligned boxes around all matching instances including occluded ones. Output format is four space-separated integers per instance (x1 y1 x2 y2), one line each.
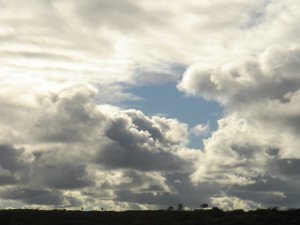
126 81 222 148
1 0 300 211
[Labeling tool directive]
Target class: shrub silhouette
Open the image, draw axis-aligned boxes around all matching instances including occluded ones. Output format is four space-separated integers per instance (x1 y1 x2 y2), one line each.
1 208 300 225
211 207 223 212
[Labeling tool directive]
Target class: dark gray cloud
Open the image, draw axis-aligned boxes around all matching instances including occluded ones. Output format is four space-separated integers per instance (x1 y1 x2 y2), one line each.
0 144 28 173
0 188 64 205
0 145 31 188
34 164 94 189
224 174 300 208
274 159 300 176
0 188 82 207
95 109 189 171
0 174 17 185
127 110 164 141
96 141 186 171
116 172 221 208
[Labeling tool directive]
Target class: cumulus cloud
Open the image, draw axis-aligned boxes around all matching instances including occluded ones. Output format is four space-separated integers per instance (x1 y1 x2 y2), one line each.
175 1 300 209
0 85 205 209
178 46 300 107
179 46 300 208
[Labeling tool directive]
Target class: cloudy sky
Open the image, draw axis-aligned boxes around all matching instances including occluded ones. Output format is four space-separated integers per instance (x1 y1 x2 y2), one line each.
1 0 300 210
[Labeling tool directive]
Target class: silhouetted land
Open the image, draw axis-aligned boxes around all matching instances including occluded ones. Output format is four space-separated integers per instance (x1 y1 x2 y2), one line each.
1 208 300 225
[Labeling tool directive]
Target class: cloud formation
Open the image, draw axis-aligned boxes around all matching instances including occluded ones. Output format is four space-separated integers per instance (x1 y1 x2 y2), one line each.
1 0 300 210
179 45 300 209
0 0 271 102
175 0 300 209
0 85 204 209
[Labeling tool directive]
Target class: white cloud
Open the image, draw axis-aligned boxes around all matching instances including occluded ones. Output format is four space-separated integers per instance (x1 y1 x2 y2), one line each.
191 123 210 137
0 0 272 101
211 195 261 211
182 46 300 208
174 1 300 208
178 46 300 107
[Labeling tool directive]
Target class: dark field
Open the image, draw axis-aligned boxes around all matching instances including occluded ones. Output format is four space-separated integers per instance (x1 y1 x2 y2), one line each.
1 208 300 225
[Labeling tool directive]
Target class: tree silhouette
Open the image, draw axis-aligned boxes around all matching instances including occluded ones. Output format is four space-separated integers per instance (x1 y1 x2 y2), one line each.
167 206 174 211
177 203 184 211
201 203 209 209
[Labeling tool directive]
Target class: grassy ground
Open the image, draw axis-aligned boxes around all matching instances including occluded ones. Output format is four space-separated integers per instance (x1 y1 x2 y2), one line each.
0 208 300 225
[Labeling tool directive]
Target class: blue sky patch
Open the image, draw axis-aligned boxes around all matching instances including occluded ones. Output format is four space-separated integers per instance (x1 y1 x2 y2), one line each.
124 82 223 149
